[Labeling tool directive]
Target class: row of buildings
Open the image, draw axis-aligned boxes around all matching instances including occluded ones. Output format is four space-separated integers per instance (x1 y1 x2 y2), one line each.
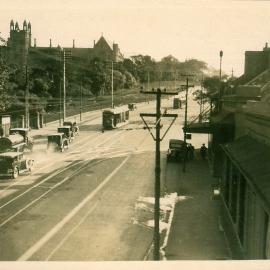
187 43 270 259
0 20 124 66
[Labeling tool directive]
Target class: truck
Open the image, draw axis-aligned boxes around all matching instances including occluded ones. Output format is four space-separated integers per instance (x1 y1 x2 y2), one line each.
0 134 26 153
9 128 34 151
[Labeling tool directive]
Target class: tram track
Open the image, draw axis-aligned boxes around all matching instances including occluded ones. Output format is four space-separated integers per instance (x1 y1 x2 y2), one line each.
0 130 127 228
0 114 108 196
23 129 152 261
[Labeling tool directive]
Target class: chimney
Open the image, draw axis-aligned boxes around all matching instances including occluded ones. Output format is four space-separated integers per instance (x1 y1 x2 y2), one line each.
34 38 37 47
94 40 95 47
50 38 52 48
73 39 75 48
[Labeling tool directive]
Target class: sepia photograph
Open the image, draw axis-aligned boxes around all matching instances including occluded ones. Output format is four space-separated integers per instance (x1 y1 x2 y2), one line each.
0 0 270 269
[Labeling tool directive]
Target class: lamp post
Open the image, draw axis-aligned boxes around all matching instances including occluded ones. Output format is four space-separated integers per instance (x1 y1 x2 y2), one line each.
219 50 223 111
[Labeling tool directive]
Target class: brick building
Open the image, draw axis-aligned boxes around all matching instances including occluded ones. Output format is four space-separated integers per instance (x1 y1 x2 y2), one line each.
1 20 124 66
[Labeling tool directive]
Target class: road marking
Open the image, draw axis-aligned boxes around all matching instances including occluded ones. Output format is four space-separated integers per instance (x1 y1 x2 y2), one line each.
0 130 123 210
45 201 99 260
0 115 103 194
17 155 130 261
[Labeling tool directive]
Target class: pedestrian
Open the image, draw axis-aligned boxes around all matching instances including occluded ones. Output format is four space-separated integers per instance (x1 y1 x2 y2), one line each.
200 143 207 160
189 144 195 160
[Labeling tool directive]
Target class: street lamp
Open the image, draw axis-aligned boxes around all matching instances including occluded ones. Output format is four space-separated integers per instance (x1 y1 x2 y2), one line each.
219 50 223 111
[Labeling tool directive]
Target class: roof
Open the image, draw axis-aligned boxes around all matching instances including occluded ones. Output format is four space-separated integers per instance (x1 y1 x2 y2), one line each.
10 128 29 131
184 122 212 134
58 126 70 129
211 111 234 124
94 36 112 50
0 152 23 157
222 135 270 212
48 133 64 136
103 106 129 114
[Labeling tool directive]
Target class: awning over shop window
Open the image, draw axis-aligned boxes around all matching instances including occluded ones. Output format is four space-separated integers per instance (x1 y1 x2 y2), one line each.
183 122 212 134
211 111 234 124
222 135 270 210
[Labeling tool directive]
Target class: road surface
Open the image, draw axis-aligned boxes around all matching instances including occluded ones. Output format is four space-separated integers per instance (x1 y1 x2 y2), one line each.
0 90 208 260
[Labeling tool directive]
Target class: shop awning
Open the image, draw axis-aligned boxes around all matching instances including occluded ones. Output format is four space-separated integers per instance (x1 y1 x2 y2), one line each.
183 122 212 134
211 111 234 124
222 135 270 210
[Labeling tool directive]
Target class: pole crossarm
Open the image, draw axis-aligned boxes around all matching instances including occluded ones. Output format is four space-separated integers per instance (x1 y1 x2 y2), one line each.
140 90 178 95
140 113 178 141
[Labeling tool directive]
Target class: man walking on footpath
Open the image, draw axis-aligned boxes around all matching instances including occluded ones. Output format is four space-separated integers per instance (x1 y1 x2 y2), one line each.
200 143 207 160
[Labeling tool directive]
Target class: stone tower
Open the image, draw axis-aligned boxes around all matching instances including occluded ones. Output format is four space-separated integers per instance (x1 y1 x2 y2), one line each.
7 20 32 66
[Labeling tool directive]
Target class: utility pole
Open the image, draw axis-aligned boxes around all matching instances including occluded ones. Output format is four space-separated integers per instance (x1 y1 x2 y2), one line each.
181 75 194 173
140 89 178 260
111 61 114 108
199 74 204 123
59 48 72 123
80 80 82 122
59 79 62 126
63 49 66 121
174 69 177 91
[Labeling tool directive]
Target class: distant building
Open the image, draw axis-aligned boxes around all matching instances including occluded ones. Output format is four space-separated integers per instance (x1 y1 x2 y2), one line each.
1 20 124 66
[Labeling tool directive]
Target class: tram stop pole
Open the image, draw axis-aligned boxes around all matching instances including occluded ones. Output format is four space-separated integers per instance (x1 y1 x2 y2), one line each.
140 88 178 260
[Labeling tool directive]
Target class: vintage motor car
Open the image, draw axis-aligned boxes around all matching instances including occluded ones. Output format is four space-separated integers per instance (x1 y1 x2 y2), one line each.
57 126 74 142
63 121 79 136
0 152 34 179
167 139 188 162
47 133 69 152
0 134 26 153
9 128 34 151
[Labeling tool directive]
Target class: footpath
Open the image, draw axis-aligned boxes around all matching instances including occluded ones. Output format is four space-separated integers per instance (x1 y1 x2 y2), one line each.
164 152 231 260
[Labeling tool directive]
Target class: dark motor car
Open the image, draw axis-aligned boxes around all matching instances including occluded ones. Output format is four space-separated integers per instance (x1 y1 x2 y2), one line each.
63 121 79 136
0 152 34 179
57 126 74 142
167 139 188 162
9 128 34 151
47 133 69 152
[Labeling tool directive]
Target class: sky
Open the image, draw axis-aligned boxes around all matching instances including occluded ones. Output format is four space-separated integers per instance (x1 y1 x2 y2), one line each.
0 0 270 76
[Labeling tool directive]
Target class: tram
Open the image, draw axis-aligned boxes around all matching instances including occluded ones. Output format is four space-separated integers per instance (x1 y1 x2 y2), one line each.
102 106 129 130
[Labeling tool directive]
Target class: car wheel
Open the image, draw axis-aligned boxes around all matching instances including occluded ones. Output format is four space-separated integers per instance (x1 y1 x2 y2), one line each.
12 167 19 179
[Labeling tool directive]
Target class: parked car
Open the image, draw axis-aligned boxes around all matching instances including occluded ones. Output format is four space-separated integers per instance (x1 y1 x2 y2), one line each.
63 121 79 136
47 133 69 152
0 152 34 179
167 139 188 162
57 126 74 142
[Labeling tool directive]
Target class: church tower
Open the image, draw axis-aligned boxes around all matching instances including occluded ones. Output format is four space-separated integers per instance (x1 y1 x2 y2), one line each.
7 20 32 66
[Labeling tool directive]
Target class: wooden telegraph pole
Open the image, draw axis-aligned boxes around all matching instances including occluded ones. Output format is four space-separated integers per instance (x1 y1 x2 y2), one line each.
181 75 194 173
59 48 72 122
140 88 178 260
